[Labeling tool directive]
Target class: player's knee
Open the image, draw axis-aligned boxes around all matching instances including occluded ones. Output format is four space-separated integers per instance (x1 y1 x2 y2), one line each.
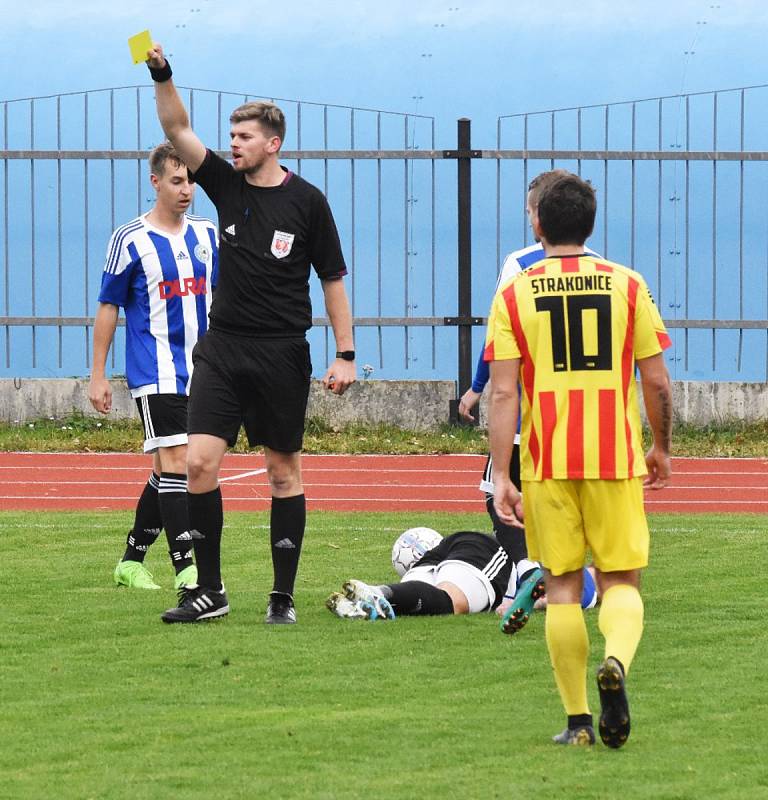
545 569 583 604
186 451 217 485
264 447 303 497
595 567 641 594
267 469 301 496
437 582 469 614
265 455 302 496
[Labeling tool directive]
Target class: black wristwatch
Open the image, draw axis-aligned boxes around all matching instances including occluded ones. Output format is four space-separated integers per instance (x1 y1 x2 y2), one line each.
336 350 356 361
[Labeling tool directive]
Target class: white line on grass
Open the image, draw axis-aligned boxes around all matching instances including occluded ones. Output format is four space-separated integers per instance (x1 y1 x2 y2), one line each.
218 468 267 482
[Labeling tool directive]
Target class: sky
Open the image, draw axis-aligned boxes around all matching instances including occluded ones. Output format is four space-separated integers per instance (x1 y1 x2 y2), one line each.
4 1 767 140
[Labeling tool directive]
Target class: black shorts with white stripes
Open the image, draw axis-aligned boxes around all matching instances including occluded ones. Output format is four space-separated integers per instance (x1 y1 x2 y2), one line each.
135 394 189 454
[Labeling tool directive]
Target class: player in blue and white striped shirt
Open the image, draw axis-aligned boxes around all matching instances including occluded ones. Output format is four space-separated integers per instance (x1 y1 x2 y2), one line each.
89 142 218 592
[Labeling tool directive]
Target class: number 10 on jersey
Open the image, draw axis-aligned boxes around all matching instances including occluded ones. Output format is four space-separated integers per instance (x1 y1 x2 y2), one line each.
535 293 613 372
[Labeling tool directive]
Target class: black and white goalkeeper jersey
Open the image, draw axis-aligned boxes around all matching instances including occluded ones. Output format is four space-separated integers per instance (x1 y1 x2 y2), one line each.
413 531 514 608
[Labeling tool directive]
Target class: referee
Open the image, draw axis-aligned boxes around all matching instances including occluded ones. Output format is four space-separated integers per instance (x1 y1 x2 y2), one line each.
146 44 356 625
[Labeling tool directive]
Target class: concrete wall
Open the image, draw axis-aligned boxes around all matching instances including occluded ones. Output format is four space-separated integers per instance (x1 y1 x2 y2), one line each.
0 378 456 431
475 380 768 428
0 378 765 428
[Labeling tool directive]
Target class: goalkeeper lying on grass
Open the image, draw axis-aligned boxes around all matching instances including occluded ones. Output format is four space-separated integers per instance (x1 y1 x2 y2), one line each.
326 529 597 630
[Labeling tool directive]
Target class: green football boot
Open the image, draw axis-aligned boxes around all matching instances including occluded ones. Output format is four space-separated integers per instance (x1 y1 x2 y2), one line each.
113 560 161 590
174 564 198 590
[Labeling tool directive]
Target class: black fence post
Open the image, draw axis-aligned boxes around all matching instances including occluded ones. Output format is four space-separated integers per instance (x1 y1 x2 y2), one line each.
451 117 474 424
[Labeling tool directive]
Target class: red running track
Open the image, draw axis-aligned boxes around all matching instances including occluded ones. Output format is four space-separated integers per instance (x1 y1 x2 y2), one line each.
0 452 765 513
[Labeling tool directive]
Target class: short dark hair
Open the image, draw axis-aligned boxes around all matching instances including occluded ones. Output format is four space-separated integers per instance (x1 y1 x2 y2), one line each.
527 168 571 207
229 101 286 145
536 175 596 246
148 141 185 177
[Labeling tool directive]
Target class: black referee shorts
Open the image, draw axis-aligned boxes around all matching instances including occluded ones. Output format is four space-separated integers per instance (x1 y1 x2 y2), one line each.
188 330 312 452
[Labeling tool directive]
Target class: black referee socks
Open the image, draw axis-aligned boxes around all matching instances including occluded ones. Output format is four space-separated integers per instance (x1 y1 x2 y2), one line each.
188 487 224 590
270 494 306 596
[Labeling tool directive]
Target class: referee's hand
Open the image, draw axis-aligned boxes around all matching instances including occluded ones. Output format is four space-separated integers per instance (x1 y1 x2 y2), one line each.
147 43 166 68
322 358 356 396
88 377 113 415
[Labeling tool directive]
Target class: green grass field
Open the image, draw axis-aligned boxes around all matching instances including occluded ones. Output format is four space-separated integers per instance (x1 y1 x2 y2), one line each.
2 510 765 800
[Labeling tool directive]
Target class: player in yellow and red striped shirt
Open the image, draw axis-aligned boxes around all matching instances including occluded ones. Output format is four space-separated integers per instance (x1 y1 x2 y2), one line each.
485 173 673 749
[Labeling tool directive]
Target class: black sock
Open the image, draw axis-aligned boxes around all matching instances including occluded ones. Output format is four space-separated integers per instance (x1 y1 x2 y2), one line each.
158 472 194 574
270 494 306 596
188 488 223 591
568 713 593 730
123 473 162 562
387 581 455 615
486 495 528 562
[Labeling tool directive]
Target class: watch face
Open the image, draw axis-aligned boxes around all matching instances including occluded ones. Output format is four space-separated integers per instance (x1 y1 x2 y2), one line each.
337 351 355 361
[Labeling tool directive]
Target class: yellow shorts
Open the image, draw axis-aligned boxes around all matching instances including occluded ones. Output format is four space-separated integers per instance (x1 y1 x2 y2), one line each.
522 478 649 576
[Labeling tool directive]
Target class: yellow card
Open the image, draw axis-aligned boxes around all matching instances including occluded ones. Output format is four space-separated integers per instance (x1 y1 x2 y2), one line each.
128 30 154 65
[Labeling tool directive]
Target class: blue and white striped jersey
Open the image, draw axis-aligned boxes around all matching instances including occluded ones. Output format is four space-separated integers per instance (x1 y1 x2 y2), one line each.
98 213 219 397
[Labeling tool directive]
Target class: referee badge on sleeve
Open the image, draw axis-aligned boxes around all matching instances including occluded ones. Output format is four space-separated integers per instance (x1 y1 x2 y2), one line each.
270 230 295 259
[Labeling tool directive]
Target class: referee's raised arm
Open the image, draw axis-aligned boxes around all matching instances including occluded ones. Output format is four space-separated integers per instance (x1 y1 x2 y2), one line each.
146 43 206 174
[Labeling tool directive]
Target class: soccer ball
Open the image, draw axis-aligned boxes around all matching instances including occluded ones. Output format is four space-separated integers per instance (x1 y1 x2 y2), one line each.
391 527 443 577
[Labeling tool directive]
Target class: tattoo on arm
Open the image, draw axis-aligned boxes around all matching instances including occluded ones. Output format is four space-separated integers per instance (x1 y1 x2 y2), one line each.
658 388 672 450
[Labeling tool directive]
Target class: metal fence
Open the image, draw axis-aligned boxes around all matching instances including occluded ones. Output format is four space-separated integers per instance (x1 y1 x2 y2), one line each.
0 86 446 380
1 83 767 388
493 84 768 382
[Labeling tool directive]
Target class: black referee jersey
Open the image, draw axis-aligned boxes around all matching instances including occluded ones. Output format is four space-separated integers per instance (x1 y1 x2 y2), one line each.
191 149 347 337
412 531 513 609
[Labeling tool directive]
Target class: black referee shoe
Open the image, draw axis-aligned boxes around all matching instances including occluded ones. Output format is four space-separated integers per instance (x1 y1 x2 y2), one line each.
265 592 297 625
161 585 229 624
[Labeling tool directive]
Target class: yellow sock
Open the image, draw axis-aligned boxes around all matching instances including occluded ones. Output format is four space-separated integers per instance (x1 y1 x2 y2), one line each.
598 584 644 675
545 603 590 716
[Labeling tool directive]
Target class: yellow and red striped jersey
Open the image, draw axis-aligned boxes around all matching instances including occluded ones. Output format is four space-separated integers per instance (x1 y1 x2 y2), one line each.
484 255 671 481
